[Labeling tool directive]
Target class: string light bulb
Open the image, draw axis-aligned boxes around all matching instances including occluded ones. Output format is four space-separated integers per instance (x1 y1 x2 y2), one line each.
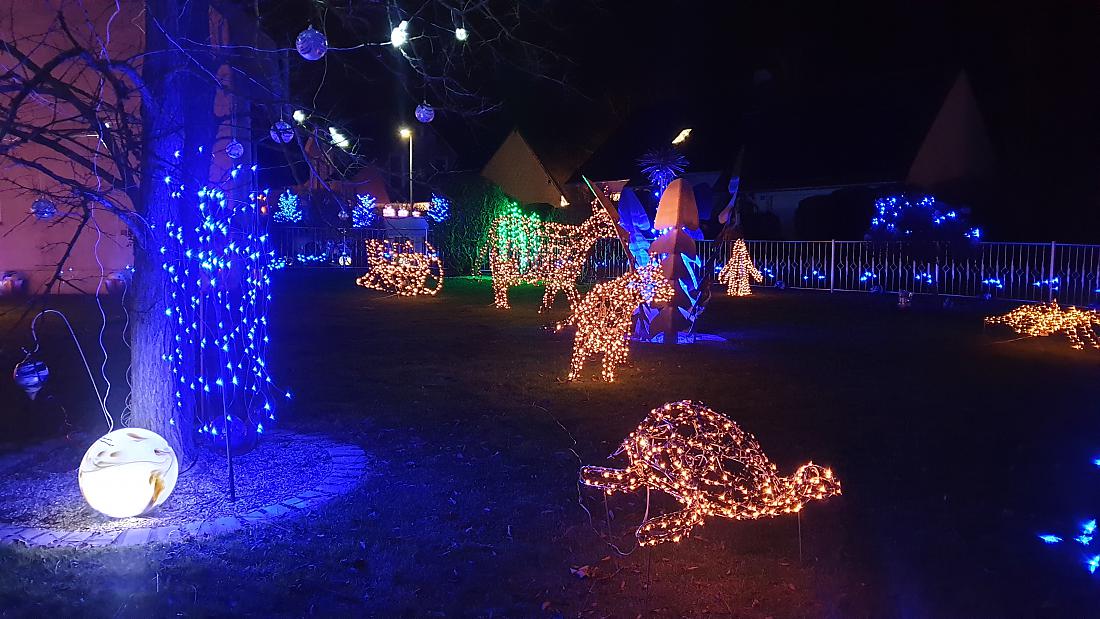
581 400 841 545
455 27 468 41
356 239 443 296
485 204 618 311
985 300 1100 349
717 239 762 296
556 262 673 382
391 20 409 48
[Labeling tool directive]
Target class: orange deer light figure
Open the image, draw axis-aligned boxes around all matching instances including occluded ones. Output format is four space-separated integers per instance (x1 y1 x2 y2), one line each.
556 262 674 382
581 400 842 546
484 206 618 312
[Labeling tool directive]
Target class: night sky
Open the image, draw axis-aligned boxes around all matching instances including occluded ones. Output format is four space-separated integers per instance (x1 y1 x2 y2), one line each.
267 0 1100 241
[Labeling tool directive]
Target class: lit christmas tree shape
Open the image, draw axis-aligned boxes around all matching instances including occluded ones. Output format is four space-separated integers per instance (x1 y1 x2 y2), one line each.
273 189 303 223
352 193 377 228
717 239 763 296
581 400 841 546
484 204 617 311
556 263 674 382
984 300 1100 350
356 239 443 296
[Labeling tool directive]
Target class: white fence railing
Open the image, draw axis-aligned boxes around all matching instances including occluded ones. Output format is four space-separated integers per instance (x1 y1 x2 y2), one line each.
585 239 1099 306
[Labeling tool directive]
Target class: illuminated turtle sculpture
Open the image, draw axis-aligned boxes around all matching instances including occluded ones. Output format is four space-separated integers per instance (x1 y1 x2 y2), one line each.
581 400 841 545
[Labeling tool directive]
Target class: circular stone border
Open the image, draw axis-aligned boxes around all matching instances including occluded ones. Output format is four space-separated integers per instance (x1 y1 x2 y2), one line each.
0 438 368 549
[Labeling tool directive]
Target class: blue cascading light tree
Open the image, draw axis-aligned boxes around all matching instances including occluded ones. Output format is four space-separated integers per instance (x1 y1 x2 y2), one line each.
428 193 451 223
353 193 377 228
273 189 303 223
866 193 981 244
160 160 286 454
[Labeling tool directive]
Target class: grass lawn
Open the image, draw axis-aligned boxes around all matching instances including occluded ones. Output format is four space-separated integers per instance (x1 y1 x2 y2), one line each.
2 272 1100 617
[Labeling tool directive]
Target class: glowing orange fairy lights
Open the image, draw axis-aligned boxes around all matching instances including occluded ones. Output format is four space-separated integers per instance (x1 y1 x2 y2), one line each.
485 206 618 312
556 263 674 382
984 299 1100 349
355 239 443 296
581 400 841 546
717 239 762 296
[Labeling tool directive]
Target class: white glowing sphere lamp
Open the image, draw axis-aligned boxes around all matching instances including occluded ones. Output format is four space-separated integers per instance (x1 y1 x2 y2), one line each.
78 428 179 519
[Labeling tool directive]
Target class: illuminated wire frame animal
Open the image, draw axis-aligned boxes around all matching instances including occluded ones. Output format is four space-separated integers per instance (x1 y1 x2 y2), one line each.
556 262 675 382
581 400 842 546
484 207 618 311
356 239 443 296
717 239 762 296
984 300 1100 350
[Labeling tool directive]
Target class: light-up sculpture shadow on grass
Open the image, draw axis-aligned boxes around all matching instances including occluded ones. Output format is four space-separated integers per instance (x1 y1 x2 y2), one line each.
984 300 1100 350
484 203 618 312
556 262 674 382
581 400 841 546
356 239 443 296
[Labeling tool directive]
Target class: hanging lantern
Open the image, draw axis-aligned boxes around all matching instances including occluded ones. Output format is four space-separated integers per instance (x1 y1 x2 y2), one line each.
295 26 328 61
270 121 295 144
13 358 49 400
415 103 435 124
225 139 245 159
31 198 57 220
79 428 179 518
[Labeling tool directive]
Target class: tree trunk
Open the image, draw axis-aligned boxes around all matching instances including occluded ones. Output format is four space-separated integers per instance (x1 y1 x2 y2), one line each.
128 0 214 461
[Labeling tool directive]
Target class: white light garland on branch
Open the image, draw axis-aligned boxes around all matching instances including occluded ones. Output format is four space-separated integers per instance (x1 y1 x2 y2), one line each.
582 400 842 546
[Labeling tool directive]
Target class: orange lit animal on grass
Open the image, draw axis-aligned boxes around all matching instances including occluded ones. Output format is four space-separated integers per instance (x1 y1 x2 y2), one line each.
356 239 443 296
984 300 1100 350
581 400 842 546
556 263 674 382
484 206 617 311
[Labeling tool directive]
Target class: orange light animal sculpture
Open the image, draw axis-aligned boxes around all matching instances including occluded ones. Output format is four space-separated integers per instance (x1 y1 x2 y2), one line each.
556 262 674 382
581 400 842 545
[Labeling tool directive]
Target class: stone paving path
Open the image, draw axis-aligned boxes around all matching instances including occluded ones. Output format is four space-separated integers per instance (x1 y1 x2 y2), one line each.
0 441 367 549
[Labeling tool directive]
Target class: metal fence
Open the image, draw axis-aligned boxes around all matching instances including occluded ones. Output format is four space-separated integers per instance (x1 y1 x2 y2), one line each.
276 228 1100 306
585 239 1100 306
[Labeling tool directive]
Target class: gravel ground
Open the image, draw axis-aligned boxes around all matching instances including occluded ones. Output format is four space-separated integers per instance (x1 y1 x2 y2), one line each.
0 429 336 534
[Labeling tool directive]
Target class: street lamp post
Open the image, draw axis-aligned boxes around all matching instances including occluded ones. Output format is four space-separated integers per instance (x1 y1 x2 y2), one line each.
399 126 413 205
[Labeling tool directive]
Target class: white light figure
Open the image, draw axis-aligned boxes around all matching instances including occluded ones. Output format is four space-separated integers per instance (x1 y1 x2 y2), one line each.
79 428 179 519
391 21 409 48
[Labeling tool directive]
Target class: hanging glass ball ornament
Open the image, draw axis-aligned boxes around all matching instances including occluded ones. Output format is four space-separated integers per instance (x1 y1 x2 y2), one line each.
270 121 295 144
338 207 349 221
415 103 435 124
13 358 49 400
79 428 179 518
295 26 328 61
31 198 57 220
225 139 245 159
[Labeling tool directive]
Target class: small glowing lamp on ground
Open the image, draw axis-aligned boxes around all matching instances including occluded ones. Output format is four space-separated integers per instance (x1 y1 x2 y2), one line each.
78 428 179 519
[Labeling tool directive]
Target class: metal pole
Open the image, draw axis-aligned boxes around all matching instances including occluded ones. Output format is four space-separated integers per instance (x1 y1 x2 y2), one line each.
408 132 414 205
829 239 835 293
1048 241 1056 302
